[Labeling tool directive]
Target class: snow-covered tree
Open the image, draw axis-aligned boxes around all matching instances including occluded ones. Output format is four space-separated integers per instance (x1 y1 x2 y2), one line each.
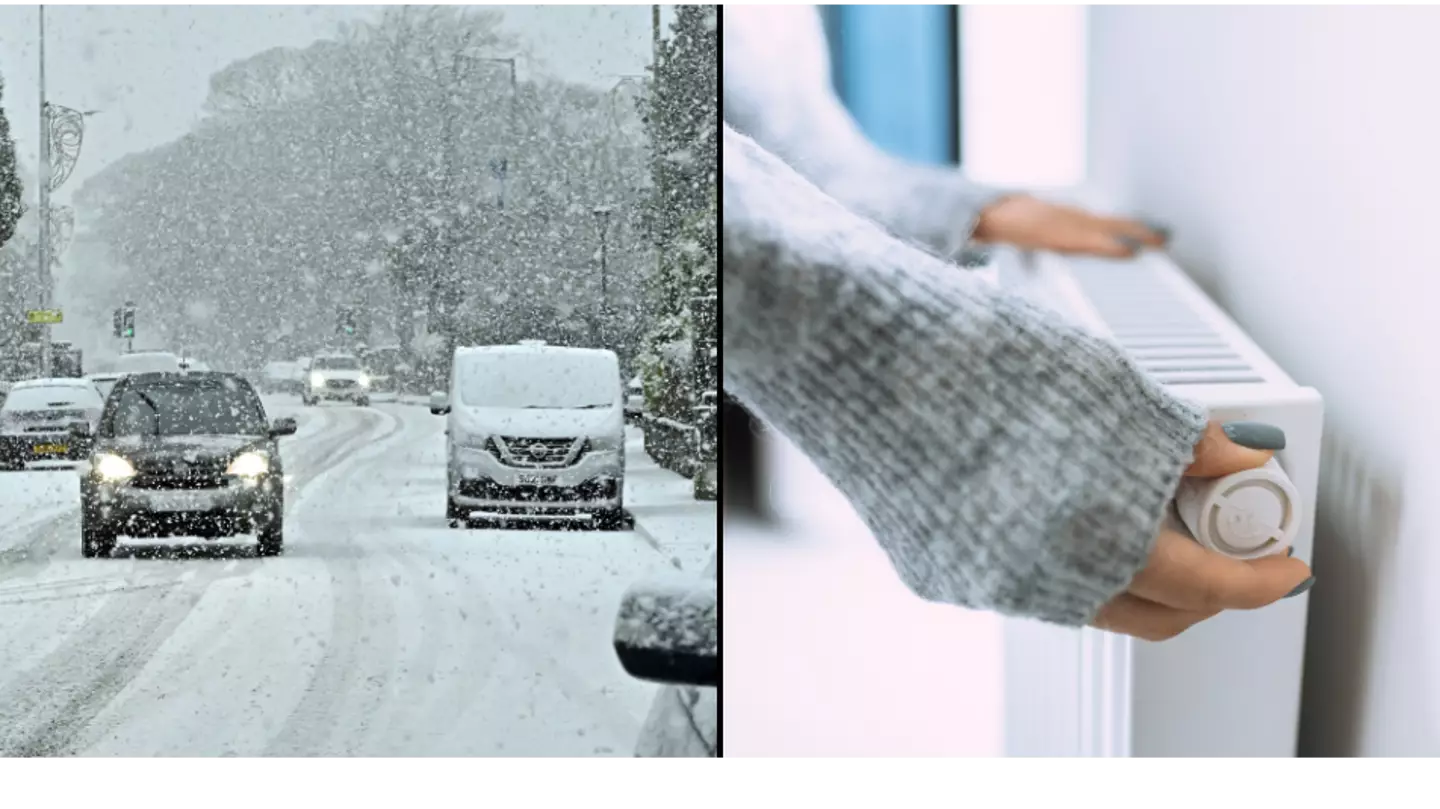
635 6 717 481
0 73 23 250
75 7 650 375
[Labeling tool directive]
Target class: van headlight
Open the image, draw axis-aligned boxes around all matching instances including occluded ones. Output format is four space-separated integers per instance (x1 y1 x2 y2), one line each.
358 373 371 387
227 451 270 477
589 433 623 452
94 453 136 482
311 372 325 387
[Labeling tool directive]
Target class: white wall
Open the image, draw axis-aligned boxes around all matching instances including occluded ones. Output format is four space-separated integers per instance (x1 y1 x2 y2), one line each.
1088 6 1440 756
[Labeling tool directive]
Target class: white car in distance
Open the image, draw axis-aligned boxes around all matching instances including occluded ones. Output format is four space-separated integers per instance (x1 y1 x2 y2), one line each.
303 353 371 406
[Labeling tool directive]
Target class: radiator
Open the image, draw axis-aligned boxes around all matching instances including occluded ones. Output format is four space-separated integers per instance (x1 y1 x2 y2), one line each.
993 244 1324 757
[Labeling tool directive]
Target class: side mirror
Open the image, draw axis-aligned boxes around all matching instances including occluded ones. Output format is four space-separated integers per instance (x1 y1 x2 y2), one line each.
613 577 718 688
69 422 94 439
429 391 450 416
269 417 298 437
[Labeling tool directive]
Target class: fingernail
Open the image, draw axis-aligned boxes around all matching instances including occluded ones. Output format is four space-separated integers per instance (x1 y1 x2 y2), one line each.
1284 576 1315 598
1285 547 1295 557
1222 421 1287 450
1116 235 1144 253
1143 220 1172 243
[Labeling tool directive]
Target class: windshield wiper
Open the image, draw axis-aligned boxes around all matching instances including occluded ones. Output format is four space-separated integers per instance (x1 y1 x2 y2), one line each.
133 391 163 437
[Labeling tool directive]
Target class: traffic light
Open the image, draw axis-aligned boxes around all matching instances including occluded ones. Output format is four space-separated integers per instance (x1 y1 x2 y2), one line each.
115 305 135 339
337 306 356 336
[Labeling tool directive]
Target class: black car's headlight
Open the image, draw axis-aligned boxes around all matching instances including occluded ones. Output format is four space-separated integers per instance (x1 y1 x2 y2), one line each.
94 453 137 482
226 451 270 477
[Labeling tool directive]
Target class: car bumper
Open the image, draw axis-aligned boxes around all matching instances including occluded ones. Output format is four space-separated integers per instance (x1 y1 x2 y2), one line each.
309 385 368 400
87 476 281 537
450 446 624 513
0 432 92 463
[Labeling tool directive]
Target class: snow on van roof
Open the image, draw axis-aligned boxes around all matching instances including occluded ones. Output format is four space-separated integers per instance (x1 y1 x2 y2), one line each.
454 344 617 359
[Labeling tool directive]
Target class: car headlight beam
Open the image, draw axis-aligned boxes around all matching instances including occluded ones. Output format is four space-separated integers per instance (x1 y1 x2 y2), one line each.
227 451 270 477
94 453 136 482
311 372 325 387
358 373 371 387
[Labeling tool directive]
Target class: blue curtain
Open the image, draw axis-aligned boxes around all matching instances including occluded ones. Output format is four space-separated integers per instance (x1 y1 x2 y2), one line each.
821 5 959 166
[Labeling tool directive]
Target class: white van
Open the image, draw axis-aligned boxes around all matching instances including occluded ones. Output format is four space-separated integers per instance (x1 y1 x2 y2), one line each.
431 344 627 529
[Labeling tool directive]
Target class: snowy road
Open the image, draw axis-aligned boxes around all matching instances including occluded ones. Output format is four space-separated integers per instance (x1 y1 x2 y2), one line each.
0 398 674 756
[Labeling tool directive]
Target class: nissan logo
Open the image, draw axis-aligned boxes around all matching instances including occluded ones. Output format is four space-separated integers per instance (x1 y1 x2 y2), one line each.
528 444 552 458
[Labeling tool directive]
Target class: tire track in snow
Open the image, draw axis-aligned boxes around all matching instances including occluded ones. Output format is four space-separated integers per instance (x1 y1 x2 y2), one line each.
63 406 401 756
264 406 410 756
0 405 392 756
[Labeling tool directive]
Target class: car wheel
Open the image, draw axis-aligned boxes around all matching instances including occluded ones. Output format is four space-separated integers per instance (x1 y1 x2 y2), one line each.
357 397 370 407
302 396 316 407
257 504 284 556
81 511 117 558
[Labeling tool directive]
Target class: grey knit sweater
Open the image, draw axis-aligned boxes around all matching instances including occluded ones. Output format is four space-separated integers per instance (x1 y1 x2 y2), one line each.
722 7 1210 626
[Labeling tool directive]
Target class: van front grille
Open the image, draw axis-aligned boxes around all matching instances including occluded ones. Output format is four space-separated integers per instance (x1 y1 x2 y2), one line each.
494 436 584 468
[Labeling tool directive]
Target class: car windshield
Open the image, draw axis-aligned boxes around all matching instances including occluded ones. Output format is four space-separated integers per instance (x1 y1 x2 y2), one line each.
313 356 360 370
2 385 102 412
107 379 266 436
457 352 618 409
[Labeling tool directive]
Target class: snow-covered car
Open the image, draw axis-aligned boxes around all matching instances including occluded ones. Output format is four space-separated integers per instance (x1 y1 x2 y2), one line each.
625 375 644 422
0 378 106 469
86 372 127 401
75 371 297 558
430 343 628 529
360 344 403 393
260 361 301 394
111 350 184 375
619 551 719 757
303 353 371 406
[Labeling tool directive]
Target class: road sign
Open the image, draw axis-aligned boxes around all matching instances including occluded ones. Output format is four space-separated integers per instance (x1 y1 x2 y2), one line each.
26 309 63 325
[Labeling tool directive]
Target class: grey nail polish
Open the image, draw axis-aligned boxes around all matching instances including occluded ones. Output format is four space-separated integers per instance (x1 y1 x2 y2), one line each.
957 247 992 268
1143 220 1172 243
1284 576 1315 598
1222 421 1287 450
1286 547 1295 558
1116 235 1144 252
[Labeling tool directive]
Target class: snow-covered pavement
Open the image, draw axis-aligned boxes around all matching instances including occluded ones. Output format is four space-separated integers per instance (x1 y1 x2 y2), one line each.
0 398 707 756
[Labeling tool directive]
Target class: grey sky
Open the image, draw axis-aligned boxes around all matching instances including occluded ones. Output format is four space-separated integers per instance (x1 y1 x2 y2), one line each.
0 4 664 203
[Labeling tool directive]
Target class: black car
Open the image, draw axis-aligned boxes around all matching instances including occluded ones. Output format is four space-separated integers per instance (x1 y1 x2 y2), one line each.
75 371 298 558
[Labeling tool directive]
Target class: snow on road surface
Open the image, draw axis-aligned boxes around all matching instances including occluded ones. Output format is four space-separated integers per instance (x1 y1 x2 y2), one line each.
0 399 678 756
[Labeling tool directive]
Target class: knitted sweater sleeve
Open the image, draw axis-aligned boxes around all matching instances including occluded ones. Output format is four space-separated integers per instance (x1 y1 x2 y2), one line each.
721 5 1010 259
722 124 1209 626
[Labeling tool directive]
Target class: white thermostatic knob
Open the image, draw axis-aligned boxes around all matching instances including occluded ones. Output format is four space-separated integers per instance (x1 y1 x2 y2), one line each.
1174 458 1300 560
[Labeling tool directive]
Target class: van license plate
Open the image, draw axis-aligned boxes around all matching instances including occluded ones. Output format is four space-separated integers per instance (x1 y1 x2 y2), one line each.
33 444 67 455
518 474 557 486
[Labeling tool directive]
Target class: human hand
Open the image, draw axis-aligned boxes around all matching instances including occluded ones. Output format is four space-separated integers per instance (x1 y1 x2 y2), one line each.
972 194 1169 258
1090 421 1314 642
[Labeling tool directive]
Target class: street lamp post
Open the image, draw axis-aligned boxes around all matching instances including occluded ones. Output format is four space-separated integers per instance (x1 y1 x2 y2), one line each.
34 5 95 379
593 205 612 348
37 6 50 377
